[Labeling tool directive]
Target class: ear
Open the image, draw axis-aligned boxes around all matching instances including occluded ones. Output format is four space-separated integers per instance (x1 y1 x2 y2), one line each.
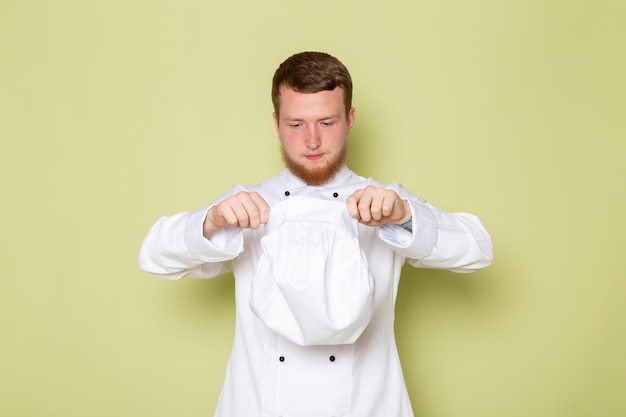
272 112 279 132
347 107 356 129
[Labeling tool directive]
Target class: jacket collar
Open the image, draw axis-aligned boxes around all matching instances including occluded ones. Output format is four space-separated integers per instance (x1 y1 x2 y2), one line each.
279 165 354 189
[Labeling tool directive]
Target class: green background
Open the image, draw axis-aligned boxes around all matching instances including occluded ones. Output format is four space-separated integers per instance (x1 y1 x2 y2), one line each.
1 0 624 416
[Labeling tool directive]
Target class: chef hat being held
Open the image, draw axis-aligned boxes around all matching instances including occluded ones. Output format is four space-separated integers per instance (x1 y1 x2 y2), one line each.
250 197 375 346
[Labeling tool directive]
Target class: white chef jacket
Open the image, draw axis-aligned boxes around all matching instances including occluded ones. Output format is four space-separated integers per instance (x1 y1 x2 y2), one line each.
139 166 493 417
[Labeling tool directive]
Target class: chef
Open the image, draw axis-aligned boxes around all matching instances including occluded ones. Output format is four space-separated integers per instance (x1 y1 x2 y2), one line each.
139 51 493 417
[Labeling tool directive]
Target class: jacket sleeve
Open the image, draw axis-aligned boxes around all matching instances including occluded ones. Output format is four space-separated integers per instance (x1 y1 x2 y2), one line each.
138 187 246 280
377 183 494 273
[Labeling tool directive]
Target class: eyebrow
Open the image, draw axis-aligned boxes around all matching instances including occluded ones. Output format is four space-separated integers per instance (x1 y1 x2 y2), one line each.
283 115 340 122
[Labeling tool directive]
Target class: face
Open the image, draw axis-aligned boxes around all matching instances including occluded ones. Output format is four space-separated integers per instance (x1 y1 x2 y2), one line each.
273 86 355 185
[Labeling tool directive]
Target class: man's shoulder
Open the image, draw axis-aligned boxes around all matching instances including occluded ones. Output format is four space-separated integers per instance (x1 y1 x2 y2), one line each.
341 169 382 188
239 170 291 204
250 170 289 190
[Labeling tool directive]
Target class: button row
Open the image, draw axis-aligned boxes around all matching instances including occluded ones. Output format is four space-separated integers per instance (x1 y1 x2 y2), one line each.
283 191 340 198
278 355 336 362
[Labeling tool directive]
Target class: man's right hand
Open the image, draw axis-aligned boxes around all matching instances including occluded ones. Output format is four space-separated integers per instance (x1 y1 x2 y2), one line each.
203 191 270 238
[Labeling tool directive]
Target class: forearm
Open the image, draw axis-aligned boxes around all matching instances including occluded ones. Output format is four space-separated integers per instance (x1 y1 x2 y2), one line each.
138 206 243 280
409 203 493 272
379 187 493 272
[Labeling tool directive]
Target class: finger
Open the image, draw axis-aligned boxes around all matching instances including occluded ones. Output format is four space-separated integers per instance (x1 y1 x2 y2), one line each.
229 197 252 228
357 189 374 222
236 192 271 229
369 190 389 221
214 202 241 228
380 191 398 218
248 192 271 226
240 192 268 229
345 189 363 219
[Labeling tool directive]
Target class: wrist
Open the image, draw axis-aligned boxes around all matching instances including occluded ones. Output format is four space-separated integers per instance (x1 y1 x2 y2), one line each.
393 200 412 230
394 200 412 224
202 207 220 239
399 218 413 232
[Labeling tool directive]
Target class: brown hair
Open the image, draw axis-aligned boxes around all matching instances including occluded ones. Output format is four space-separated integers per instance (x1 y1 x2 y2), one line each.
271 51 353 119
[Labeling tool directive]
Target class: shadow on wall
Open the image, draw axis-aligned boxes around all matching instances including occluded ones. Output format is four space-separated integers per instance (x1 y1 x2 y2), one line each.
161 273 236 325
345 106 382 178
394 261 505 415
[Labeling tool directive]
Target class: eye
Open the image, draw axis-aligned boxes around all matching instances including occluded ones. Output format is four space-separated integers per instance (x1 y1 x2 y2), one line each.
321 121 334 127
289 123 302 128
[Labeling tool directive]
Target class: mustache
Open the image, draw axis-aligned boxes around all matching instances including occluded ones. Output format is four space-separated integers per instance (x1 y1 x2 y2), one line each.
280 145 347 186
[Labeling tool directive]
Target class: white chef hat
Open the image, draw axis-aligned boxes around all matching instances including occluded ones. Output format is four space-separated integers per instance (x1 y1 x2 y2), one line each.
249 196 375 346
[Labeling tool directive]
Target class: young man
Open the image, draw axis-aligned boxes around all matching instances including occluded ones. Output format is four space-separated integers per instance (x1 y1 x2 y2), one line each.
139 51 493 417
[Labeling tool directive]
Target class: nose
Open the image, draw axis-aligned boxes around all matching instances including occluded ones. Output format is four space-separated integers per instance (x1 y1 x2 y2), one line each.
304 125 321 150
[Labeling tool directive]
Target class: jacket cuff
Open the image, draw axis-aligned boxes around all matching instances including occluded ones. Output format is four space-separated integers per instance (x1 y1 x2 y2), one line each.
184 206 244 262
378 200 437 258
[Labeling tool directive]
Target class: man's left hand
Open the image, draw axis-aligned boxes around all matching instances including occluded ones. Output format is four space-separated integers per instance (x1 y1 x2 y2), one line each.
346 186 411 227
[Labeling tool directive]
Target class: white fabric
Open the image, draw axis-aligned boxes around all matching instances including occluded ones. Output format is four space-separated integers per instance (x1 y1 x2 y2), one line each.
139 166 494 417
250 196 374 346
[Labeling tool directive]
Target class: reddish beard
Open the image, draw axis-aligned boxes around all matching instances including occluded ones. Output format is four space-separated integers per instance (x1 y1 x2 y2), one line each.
281 145 347 186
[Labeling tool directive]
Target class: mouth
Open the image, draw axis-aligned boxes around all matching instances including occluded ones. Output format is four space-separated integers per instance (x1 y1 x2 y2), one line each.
304 153 324 161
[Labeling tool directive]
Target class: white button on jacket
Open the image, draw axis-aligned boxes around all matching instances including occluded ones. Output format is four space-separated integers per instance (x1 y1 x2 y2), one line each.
139 166 494 417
